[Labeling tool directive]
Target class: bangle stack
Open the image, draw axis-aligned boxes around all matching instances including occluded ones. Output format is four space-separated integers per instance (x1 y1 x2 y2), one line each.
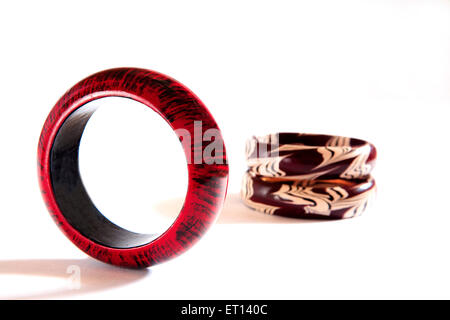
241 133 377 219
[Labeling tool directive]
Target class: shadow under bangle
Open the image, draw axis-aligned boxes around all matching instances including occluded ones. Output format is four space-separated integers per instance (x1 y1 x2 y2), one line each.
38 68 229 268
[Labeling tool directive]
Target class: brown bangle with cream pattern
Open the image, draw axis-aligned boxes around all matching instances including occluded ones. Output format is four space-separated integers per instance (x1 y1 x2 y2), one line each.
242 133 377 219
246 133 377 180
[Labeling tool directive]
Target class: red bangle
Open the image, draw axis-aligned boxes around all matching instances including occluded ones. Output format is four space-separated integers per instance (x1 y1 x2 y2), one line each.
241 172 376 219
246 133 376 180
38 68 229 268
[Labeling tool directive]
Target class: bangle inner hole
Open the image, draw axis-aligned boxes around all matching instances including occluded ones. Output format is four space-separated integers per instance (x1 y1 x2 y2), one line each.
50 97 188 249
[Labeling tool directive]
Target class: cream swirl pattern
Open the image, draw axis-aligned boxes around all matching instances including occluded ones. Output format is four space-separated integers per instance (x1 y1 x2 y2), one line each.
242 133 377 219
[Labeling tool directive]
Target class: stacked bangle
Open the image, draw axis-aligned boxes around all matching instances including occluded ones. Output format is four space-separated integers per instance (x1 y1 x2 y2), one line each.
242 133 377 219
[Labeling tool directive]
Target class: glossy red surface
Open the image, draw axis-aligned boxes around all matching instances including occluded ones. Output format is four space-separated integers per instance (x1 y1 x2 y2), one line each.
38 68 229 268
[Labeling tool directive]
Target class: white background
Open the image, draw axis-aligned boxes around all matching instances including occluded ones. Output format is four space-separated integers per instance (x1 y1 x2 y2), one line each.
0 0 449 299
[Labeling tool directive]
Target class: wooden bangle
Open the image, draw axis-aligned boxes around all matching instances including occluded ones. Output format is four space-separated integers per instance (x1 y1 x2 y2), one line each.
38 68 229 268
241 171 376 219
246 133 376 181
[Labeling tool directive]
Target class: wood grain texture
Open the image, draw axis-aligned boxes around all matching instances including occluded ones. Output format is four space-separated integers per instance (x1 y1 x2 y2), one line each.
38 68 229 268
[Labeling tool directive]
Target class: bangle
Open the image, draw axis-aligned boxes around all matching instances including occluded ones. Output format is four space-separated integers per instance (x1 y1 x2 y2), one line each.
246 133 376 180
38 68 229 268
241 171 376 219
